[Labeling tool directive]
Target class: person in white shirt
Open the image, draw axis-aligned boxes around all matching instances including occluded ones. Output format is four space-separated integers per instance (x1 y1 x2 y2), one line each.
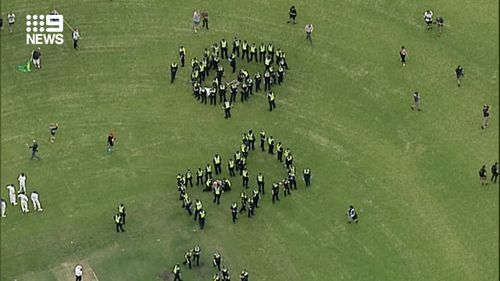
30 191 43 212
423 10 433 29
18 192 29 213
1 198 6 218
72 28 80 49
74 264 83 281
6 184 17 205
7 11 15 34
305 23 314 43
18 173 27 193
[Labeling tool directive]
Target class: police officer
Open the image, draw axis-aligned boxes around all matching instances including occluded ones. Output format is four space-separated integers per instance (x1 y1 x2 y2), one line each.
222 266 230 281
260 129 266 151
267 43 274 62
232 37 240 57
285 153 294 169
256 172 265 194
271 182 280 203
264 70 271 91
230 202 238 223
213 252 222 271
230 82 238 102
185 169 193 187
240 269 249 281
194 199 203 221
196 168 204 186
289 168 297 189
283 178 291 197
259 43 266 62
199 209 206 229
249 43 257 62
246 77 254 95
252 189 260 208
242 168 249 188
247 198 255 217
240 83 248 103
201 87 208 104
288 6 297 23
114 213 125 232
170 62 178 83
213 273 222 281
239 191 248 213
184 194 193 215
229 53 237 73
303 167 311 186
173 263 182 281
241 40 249 61
213 184 222 205
277 65 284 84
193 245 201 266
223 100 232 119
347 205 358 223
213 154 222 175
255 72 262 92
219 83 227 103
183 249 193 269
267 136 275 154
206 163 213 181
179 46 186 67
247 129 256 150
267 91 276 112
228 158 236 176
221 38 228 58
234 150 242 172
210 87 217 106
118 203 127 224
276 142 283 162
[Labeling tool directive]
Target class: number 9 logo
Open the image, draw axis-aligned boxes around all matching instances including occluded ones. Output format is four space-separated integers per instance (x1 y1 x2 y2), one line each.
45 15 63 33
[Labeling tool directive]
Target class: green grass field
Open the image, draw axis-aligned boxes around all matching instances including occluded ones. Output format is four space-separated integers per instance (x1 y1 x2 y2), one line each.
1 0 498 280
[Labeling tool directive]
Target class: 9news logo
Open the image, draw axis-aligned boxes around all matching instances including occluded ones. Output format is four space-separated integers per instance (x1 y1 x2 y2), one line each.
26 14 64 45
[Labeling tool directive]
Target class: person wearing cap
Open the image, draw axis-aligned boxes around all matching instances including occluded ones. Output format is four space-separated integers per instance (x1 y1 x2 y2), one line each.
74 264 83 281
28 140 41 160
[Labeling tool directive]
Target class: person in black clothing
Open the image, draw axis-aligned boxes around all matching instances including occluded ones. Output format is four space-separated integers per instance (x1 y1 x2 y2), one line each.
455 65 464 87
491 162 499 183
272 182 280 203
260 130 266 151
170 62 178 83
213 252 222 271
482 104 490 129
201 88 208 104
114 213 125 232
232 37 240 57
220 38 228 59
229 53 237 73
201 11 209 30
219 83 227 103
27 140 40 160
230 83 237 102
183 249 193 269
239 191 248 213
303 167 311 186
264 70 271 91
479 165 488 185
230 202 238 223
255 72 262 92
223 100 232 119
435 16 444 33
179 46 186 67
399 46 407 67
193 245 201 266
196 168 204 186
288 6 297 24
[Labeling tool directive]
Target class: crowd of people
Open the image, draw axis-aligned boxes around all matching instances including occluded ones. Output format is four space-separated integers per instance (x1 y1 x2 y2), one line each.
171 37 290 118
1 173 44 218
173 246 250 281
175 129 313 230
